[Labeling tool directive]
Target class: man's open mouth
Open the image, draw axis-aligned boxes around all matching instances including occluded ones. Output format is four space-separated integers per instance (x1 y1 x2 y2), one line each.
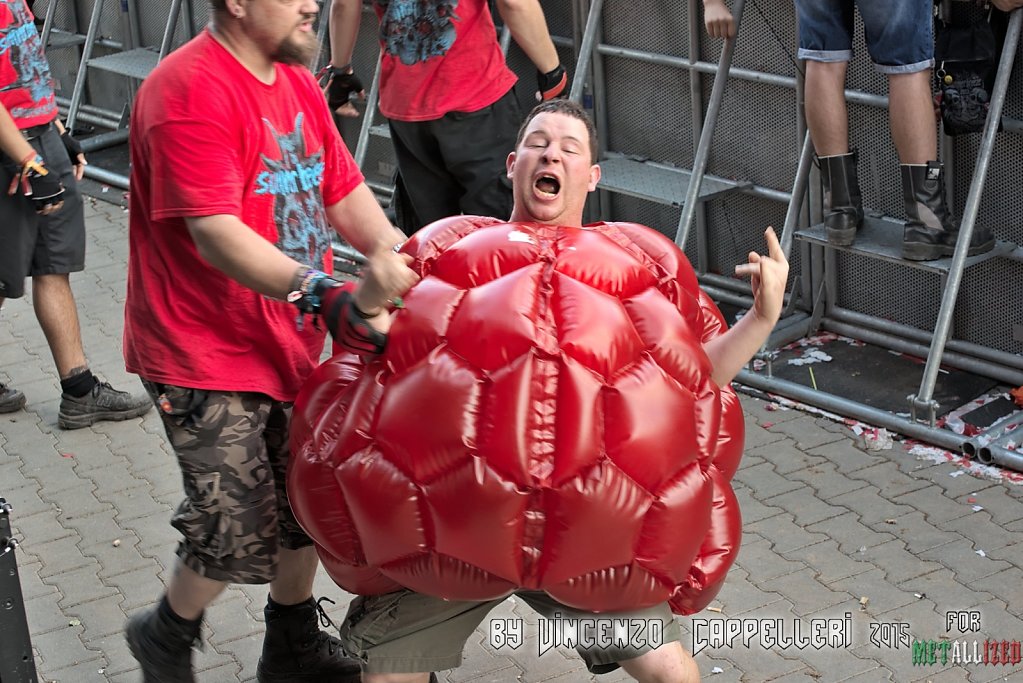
535 174 561 197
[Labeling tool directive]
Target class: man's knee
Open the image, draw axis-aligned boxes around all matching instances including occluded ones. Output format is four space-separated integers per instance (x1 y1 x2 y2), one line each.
806 59 848 81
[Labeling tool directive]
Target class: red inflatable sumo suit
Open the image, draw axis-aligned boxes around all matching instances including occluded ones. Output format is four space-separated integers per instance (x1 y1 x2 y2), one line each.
288 216 745 615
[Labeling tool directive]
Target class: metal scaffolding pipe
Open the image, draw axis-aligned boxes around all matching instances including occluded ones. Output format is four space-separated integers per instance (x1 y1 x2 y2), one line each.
66 0 106 131
975 444 1023 472
365 179 394 198
569 0 606 103
735 370 969 453
332 242 367 266
830 305 1023 372
157 0 182 58
687 0 710 273
56 97 123 125
61 109 122 131
766 313 813 350
354 54 383 168
915 10 1023 407
781 132 814 260
823 319 1023 387
675 0 745 250
593 44 892 110
699 271 752 296
80 129 131 153
973 421 1023 464
83 165 129 190
699 283 752 310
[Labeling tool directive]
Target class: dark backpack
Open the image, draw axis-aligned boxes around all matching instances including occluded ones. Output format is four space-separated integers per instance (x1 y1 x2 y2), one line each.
933 7 1001 135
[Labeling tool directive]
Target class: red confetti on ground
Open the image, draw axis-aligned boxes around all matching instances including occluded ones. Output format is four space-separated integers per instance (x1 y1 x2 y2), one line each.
61 453 74 458
967 497 977 503
762 422 775 429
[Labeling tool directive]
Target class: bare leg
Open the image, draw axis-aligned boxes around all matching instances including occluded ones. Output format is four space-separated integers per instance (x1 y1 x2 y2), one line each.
888 69 937 164
30 273 88 377
165 543 320 620
363 674 431 683
269 545 318 605
804 60 850 156
165 561 228 621
618 641 700 682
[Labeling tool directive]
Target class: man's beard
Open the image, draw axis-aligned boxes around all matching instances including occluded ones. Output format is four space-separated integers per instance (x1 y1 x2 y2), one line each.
273 30 318 65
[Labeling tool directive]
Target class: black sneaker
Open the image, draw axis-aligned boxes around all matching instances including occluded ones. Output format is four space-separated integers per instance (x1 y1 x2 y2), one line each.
0 383 26 413
256 597 362 683
125 606 200 683
58 380 152 429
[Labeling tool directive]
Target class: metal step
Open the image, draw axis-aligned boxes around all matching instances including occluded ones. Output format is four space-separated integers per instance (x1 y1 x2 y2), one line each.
597 154 752 208
87 48 160 80
45 30 86 49
795 214 1012 274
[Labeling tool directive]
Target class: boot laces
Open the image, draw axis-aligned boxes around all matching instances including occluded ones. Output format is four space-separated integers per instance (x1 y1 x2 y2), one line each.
301 597 340 655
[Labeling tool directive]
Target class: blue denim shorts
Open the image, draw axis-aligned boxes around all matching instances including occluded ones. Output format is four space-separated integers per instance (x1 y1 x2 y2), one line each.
795 0 934 74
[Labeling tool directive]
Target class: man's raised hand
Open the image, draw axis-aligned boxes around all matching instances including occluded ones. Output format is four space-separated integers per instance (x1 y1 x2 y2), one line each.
734 226 788 327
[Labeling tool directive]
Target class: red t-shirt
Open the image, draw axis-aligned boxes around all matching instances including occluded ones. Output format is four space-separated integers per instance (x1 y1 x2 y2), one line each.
374 0 518 121
124 30 364 401
0 0 58 128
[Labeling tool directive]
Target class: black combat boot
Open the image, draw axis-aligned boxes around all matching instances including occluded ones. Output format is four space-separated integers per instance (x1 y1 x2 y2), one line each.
818 150 863 246
902 161 995 261
256 597 362 683
124 599 202 683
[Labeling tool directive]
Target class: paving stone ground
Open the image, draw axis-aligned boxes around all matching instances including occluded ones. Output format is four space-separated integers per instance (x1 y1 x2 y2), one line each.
3 198 1023 682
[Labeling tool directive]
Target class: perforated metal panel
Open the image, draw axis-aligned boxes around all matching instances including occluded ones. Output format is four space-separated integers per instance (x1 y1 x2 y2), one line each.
957 258 1023 354
704 194 798 282
602 59 693 167
702 77 798 184
604 0 686 58
835 254 943 332
709 0 798 77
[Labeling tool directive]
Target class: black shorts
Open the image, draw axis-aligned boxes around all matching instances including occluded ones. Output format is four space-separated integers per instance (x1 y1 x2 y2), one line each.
388 87 523 233
0 123 86 300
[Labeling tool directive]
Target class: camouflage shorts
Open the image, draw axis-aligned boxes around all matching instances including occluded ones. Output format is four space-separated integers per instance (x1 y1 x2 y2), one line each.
142 380 312 584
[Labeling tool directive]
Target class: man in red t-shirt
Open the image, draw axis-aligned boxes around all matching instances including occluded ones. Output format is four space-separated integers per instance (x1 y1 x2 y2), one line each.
326 0 567 234
122 0 417 680
1 0 152 427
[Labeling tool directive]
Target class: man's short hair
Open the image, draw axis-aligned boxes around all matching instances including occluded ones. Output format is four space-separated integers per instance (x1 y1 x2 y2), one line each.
209 0 227 12
515 100 599 163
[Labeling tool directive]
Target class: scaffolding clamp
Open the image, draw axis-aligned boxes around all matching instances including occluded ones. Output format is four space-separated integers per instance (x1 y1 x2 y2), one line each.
907 394 940 427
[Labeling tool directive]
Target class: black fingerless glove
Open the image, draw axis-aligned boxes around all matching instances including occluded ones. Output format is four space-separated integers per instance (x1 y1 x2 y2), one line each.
60 130 83 167
326 67 365 111
289 269 387 355
5 153 65 212
537 64 568 101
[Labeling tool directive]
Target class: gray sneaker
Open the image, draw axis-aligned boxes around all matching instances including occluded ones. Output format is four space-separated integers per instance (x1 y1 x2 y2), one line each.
58 380 152 429
0 383 26 413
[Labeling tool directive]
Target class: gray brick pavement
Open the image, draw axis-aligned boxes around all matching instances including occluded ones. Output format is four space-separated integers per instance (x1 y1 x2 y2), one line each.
3 202 1023 683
